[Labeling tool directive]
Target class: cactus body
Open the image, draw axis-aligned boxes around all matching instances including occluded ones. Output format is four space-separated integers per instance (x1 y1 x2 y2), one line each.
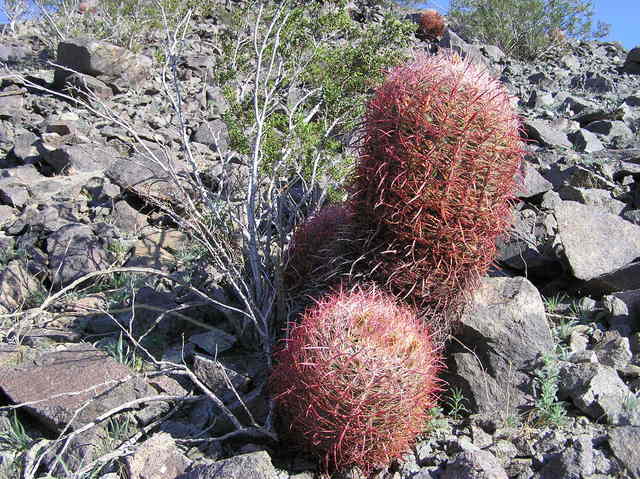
270 288 442 474
350 52 524 316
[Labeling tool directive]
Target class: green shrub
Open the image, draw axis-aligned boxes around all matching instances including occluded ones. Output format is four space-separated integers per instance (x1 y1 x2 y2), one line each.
448 0 610 59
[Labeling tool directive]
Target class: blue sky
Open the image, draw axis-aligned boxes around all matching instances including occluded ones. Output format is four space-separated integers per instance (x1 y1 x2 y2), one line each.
0 1 638 50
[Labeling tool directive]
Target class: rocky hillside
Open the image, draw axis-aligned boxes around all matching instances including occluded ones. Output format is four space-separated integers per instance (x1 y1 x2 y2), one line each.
0 1 640 478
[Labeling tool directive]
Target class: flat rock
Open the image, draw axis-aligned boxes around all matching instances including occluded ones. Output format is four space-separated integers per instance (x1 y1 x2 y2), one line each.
54 37 152 92
518 161 553 198
445 277 554 416
46 223 110 287
0 343 149 432
126 432 191 479
176 451 278 479
608 426 640 477
442 449 508 479
42 143 119 174
106 151 191 205
524 119 572 149
553 201 640 281
557 362 640 425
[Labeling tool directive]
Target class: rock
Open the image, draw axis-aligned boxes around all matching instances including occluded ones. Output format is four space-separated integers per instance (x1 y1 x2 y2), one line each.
495 208 559 277
126 433 191 479
189 328 237 356
538 435 594 479
176 451 278 479
553 201 640 281
518 161 553 198
205 87 230 118
438 29 486 67
524 119 572 149
65 72 114 100
558 187 625 215
111 200 147 234
441 449 508 479
444 277 554 415
54 37 152 92
106 151 191 205
608 426 640 477
557 362 639 425
0 177 30 208
0 343 149 432
42 143 119 174
586 263 640 294
125 229 186 268
593 333 633 369
0 259 41 313
585 120 635 147
46 223 110 287
623 47 640 74
192 120 230 152
570 71 614 93
568 128 604 153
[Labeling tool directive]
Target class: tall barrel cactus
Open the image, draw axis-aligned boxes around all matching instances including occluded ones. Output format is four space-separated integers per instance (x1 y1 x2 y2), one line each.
350 51 524 317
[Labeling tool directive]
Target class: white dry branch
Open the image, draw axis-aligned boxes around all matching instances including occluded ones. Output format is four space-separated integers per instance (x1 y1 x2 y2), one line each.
0 0 344 474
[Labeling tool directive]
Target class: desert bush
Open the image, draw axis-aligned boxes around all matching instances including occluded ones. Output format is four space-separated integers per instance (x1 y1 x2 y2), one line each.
350 51 524 324
417 9 445 41
270 288 442 474
218 0 415 197
447 0 610 59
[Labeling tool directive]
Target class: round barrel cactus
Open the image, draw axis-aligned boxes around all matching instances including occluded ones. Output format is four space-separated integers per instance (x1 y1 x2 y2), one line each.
269 288 442 474
350 51 524 318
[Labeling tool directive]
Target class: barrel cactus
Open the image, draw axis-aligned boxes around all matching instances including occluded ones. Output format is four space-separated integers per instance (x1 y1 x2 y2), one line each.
269 288 442 474
350 51 524 320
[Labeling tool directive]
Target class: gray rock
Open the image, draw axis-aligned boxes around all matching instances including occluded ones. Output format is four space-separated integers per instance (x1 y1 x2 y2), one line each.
495 208 559 276
189 328 237 356
441 449 508 479
594 333 633 369
177 451 278 479
568 128 605 153
0 259 41 313
438 29 486 67
0 343 149 432
126 433 191 479
560 96 597 115
54 37 152 92
12 131 39 162
571 72 614 93
205 87 230 118
585 120 635 146
557 187 625 215
585 263 640 294
518 162 553 198
106 151 191 205
64 72 114 100
0 177 30 208
192 120 230 152
623 47 640 74
524 119 572 149
46 223 110 287
557 362 639 425
622 210 640 225
608 426 640 477
42 144 119 174
111 200 147 234
553 201 640 281
539 435 594 479
445 277 554 416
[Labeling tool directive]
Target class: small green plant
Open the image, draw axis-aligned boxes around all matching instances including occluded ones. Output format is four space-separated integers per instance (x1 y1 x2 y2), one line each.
101 333 144 372
622 391 640 413
532 354 567 426
0 412 32 453
543 293 567 314
446 387 470 421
